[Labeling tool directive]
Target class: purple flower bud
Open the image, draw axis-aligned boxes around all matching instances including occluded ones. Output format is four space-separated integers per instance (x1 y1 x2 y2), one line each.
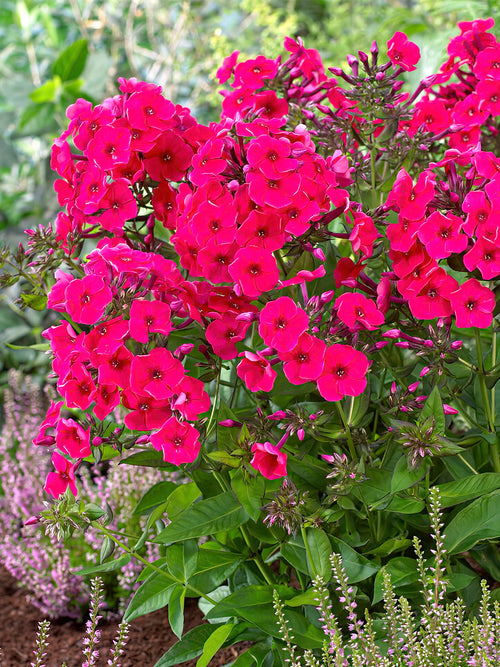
383 329 402 339
24 515 40 526
219 419 242 427
451 340 463 350
408 381 420 393
420 366 430 377
329 67 344 76
297 428 305 441
375 71 385 81
92 436 103 447
313 247 325 261
268 410 287 420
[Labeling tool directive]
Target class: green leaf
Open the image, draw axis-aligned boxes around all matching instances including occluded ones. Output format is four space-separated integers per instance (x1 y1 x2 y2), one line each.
391 455 430 493
155 492 248 543
285 588 318 607
386 494 426 514
231 469 265 521
420 385 445 434
354 467 391 507
188 546 243 595
164 482 202 522
196 624 234 667
330 537 379 583
373 558 419 604
30 77 61 103
167 540 198 582
367 537 412 558
168 585 186 639
123 566 177 622
443 490 500 554
133 481 178 516
303 527 332 581
20 293 48 310
73 553 131 576
436 474 500 508
100 536 115 563
206 586 324 649
287 454 330 490
53 39 89 82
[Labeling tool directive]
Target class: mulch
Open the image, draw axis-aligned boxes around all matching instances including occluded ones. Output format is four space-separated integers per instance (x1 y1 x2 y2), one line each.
0 567 247 667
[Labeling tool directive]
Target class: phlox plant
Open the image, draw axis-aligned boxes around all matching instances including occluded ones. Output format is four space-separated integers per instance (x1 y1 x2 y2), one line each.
5 15 500 665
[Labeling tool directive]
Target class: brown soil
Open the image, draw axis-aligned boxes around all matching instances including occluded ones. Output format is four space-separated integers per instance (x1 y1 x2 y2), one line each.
0 567 247 667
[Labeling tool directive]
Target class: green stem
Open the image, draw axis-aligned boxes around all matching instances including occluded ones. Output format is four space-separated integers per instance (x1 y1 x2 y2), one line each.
475 330 500 473
203 366 221 442
457 454 478 475
370 147 377 210
96 525 216 604
335 401 356 460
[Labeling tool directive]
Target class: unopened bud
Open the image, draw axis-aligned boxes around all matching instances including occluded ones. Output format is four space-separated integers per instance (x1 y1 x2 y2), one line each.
297 428 305 441
92 436 103 447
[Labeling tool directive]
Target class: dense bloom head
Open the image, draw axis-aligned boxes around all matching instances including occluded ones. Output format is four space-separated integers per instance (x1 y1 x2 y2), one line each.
250 441 287 480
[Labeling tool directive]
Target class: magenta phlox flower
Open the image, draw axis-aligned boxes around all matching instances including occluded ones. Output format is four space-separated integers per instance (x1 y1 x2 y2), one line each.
334 257 365 289
47 270 74 312
417 211 468 259
59 362 96 410
385 169 435 220
122 389 172 431
98 180 138 233
171 376 211 420
84 316 129 357
237 351 277 392
97 344 134 388
87 125 131 171
408 267 458 319
44 451 78 498
349 213 380 258
258 296 309 352
473 44 500 80
33 400 63 447
387 32 421 71
144 130 193 181
411 98 450 135
452 93 489 126
198 238 239 284
246 170 301 209
252 90 289 121
386 216 422 253
130 347 184 400
477 79 500 115
233 55 278 90
189 138 228 186
250 441 287 480
206 313 250 360
236 210 285 251
64 274 113 325
464 236 500 279
152 182 179 229
129 300 172 344
125 89 175 131
150 416 201 465
229 247 279 298
389 240 435 279
97 242 151 278
55 418 91 459
450 278 495 328
93 383 120 421
317 344 369 402
75 165 108 214
279 333 326 385
221 87 254 119
335 292 385 331
246 136 298 179
71 103 114 151
190 200 237 245
279 264 326 288
280 191 320 236
216 50 239 84
449 126 481 153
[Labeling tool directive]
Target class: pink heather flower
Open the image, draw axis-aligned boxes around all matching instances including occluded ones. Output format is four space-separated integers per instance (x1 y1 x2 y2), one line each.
206 313 250 360
317 344 369 402
237 351 277 392
44 451 78 498
130 348 184 400
450 278 495 328
64 274 113 325
129 299 172 343
250 442 287 480
258 296 309 352
55 418 91 459
150 416 201 465
279 333 326 385
387 32 421 72
335 292 385 331
229 247 279 298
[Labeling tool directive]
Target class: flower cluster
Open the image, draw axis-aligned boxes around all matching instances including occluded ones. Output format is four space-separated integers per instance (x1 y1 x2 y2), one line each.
28 18 500 493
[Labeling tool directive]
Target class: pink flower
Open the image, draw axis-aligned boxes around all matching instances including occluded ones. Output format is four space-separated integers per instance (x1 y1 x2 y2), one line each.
387 32 421 72
150 416 201 465
258 296 309 352
87 125 131 170
450 278 495 329
417 211 468 259
335 293 385 331
237 351 277 392
408 268 458 320
229 247 279 298
250 441 287 480
279 333 326 385
317 344 369 402
129 300 172 343
44 451 78 498
64 274 113 325
130 348 184 400
55 418 91 459
171 376 211 421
